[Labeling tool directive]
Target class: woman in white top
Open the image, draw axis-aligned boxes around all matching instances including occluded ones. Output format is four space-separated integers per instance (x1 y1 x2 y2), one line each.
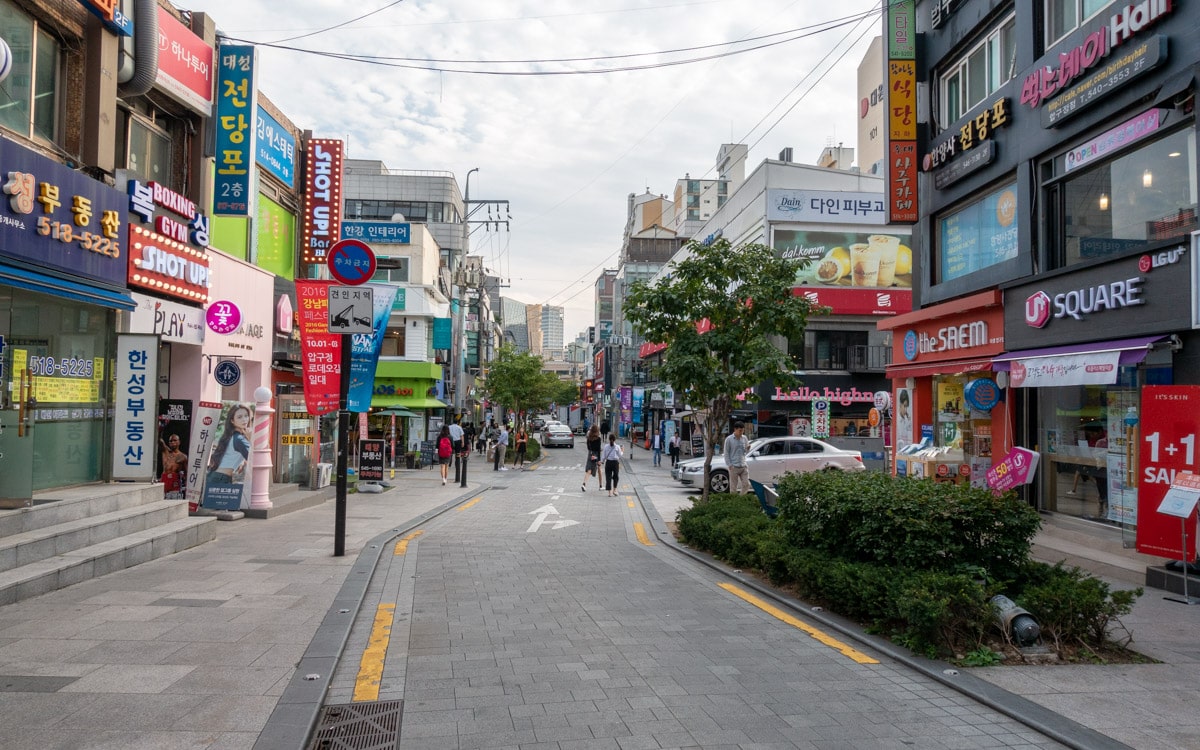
602 434 624 496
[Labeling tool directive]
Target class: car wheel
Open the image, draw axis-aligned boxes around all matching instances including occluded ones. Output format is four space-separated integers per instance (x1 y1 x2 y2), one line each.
709 471 729 493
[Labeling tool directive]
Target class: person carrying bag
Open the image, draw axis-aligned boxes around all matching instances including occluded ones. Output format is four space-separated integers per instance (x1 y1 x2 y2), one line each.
602 434 624 496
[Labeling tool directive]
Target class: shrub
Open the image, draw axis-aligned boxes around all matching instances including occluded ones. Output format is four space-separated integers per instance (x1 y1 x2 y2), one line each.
677 493 769 566
1010 561 1141 651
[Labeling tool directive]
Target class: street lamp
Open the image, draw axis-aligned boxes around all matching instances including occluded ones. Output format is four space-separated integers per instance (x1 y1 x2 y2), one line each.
453 168 479 415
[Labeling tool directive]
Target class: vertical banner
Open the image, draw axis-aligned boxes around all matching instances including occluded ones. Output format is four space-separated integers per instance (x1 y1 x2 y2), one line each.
201 401 255 511
348 285 400 412
112 334 159 480
884 0 918 224
295 281 342 415
632 387 644 426
301 139 344 266
185 400 224 513
157 399 193 500
214 44 258 216
812 398 831 439
360 439 385 481
1137 386 1200 559
619 386 632 426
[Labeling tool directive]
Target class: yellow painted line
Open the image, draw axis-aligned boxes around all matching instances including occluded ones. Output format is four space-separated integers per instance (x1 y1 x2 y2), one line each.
627 501 634 508
353 603 396 702
393 530 424 556
634 522 654 546
718 582 879 664
457 495 484 511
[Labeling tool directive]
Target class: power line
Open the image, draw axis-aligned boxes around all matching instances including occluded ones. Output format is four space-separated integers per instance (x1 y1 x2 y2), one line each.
264 1 406 44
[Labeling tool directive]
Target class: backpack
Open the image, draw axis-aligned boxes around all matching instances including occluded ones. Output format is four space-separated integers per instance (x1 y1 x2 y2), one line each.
437 436 453 458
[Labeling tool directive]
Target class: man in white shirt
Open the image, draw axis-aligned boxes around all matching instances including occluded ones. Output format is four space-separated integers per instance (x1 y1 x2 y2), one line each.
494 425 509 471
722 422 751 494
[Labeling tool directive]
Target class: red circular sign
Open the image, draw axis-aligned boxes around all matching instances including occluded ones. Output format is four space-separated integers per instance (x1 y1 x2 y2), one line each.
327 239 377 285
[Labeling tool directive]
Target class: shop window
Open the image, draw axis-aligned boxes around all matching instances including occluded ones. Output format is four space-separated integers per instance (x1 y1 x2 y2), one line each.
370 256 410 283
938 14 1016 127
380 329 406 357
790 331 868 370
1045 0 1114 48
934 181 1019 283
0 0 61 142
118 110 173 185
1048 126 1197 269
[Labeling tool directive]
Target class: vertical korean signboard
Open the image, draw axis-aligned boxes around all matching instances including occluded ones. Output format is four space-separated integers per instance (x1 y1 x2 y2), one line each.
884 0 918 224
301 139 344 266
214 44 258 216
1137 386 1200 560
295 281 342 415
112 335 159 480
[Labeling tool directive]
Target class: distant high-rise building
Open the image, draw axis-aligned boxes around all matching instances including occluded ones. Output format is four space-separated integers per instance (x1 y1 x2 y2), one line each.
499 297 530 351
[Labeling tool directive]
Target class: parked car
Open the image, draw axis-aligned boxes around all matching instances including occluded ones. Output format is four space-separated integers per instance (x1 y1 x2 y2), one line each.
677 436 864 493
529 417 546 431
542 424 575 448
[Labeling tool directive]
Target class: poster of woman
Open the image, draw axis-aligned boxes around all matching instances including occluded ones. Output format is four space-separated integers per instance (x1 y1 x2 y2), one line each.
895 388 913 449
202 401 254 511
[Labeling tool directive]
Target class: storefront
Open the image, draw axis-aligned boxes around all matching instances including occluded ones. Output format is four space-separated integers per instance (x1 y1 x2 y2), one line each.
999 243 1195 531
0 139 135 501
878 291 1011 487
371 361 446 453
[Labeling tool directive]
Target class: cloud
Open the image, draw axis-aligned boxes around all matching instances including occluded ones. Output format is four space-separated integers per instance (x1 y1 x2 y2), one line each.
195 0 882 337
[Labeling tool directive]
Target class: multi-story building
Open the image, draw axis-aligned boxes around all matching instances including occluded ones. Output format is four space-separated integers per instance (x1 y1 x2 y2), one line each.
541 304 565 359
887 0 1199 561
499 297 530 352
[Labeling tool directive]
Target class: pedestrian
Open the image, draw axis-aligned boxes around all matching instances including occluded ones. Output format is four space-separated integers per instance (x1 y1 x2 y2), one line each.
601 433 624 496
436 425 453 485
448 418 464 454
493 423 509 471
652 429 662 466
723 421 751 494
514 428 528 468
582 424 602 492
669 432 681 467
600 418 610 441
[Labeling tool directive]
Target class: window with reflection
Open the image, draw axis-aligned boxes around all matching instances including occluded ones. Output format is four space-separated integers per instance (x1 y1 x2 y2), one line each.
1049 124 1196 269
1045 0 1114 47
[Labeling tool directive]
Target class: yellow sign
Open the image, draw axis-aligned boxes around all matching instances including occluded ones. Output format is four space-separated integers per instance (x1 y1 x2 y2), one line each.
281 434 315 445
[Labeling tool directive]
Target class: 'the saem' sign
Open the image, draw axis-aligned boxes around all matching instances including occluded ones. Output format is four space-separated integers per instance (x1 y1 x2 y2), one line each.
301 139 344 265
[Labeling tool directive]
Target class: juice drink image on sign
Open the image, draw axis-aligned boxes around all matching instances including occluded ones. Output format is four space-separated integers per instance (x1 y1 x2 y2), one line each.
870 234 901 287
849 243 880 287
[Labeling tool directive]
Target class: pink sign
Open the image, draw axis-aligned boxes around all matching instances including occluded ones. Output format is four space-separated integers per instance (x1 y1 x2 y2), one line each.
154 7 214 114
206 300 242 334
986 447 1040 492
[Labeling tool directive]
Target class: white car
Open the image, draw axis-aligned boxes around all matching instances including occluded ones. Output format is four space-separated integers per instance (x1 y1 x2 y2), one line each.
677 436 864 493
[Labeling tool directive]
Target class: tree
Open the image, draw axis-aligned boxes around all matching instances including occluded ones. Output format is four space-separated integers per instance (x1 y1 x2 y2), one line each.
481 345 545 426
625 237 815 501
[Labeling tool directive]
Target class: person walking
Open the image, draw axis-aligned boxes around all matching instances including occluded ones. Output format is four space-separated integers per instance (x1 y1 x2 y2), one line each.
493 423 509 471
601 433 624 496
582 424 602 492
436 425 454 485
723 421 751 494
448 418 464 454
514 428 528 468
600 418 610 441
669 432 681 467
651 430 663 466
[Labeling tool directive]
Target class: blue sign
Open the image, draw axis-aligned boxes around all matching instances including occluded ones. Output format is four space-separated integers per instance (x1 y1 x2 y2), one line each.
0 139 129 287
328 239 377 285
433 318 452 350
963 378 1001 412
903 330 918 361
214 360 242 387
347 286 399 412
255 106 295 187
77 1 133 36
213 45 257 216
341 221 411 244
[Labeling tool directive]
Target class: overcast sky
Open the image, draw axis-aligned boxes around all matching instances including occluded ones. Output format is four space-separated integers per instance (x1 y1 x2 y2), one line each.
188 0 883 337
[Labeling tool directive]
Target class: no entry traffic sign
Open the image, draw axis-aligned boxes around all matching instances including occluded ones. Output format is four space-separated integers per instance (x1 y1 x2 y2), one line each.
327 238 376 285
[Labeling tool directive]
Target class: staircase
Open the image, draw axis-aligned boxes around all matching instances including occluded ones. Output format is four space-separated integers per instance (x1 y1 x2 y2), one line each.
0 483 216 605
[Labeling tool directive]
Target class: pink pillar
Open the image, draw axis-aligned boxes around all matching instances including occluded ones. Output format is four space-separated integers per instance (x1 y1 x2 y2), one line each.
250 386 274 510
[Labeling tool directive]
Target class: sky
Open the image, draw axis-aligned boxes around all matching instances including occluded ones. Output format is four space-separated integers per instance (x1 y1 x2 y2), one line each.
186 0 884 338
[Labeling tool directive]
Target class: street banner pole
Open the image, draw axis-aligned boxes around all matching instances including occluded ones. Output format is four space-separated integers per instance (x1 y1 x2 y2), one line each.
334 338 351 557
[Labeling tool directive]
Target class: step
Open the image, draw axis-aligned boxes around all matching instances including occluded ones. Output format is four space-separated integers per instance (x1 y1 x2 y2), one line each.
0 484 165 537
0 499 190 575
0 516 217 606
1031 513 1172 587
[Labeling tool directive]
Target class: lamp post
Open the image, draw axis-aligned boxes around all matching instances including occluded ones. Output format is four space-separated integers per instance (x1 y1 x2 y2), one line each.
453 168 479 417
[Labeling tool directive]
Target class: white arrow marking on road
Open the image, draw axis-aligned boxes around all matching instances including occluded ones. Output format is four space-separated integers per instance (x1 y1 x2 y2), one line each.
526 503 580 533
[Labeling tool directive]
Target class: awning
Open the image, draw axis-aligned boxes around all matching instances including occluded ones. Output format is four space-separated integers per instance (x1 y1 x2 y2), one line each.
373 407 420 418
373 396 447 410
0 263 136 310
992 335 1166 387
885 356 995 380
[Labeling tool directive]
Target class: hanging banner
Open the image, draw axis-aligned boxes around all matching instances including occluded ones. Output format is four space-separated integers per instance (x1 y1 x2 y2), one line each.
157 399 193 500
1137 386 1200 559
619 386 632 426
1008 351 1121 387
112 335 159 480
296 281 342 415
213 44 258 216
200 401 255 511
347 285 399 412
184 400 224 513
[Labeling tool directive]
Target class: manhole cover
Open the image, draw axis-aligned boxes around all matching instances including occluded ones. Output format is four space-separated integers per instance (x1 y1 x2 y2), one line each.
308 700 404 750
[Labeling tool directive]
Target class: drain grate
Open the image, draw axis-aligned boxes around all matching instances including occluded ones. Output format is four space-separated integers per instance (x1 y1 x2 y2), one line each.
308 700 404 750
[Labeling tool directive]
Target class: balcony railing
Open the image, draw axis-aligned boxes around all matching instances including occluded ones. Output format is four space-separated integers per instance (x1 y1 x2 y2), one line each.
801 345 891 372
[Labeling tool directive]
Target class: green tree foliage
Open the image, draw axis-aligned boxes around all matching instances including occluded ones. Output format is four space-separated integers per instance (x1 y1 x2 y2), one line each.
482 345 545 424
625 238 816 500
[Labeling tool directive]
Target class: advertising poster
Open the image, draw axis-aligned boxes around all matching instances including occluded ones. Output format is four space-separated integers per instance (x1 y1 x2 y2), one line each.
201 401 256 511
185 401 224 513
157 399 193 500
773 230 912 290
936 381 965 419
632 387 644 426
894 387 913 449
938 182 1018 281
619 386 632 427
1137 386 1200 559
359 439 385 482
295 281 342 415
347 285 399 412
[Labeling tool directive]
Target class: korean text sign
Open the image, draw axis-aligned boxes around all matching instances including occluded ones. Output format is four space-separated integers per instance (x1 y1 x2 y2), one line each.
214 45 258 216
112 335 159 480
295 281 342 415
1137 386 1200 559
986 447 1040 493
256 106 295 187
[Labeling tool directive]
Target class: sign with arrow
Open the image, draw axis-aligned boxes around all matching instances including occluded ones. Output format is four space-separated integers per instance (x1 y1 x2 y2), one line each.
527 503 580 533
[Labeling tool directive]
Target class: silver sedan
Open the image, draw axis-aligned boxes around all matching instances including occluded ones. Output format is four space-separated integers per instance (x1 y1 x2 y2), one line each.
541 424 575 448
678 436 864 493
